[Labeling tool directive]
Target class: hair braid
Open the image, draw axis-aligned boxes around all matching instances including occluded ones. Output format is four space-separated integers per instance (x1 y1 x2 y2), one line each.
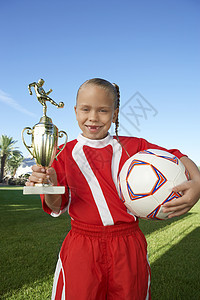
112 83 130 158
112 83 120 137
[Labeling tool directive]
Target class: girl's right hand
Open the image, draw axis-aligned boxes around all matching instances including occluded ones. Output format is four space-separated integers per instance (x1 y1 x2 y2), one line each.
26 165 58 186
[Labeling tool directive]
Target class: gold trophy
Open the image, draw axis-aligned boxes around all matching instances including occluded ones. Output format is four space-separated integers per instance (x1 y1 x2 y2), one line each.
22 79 67 195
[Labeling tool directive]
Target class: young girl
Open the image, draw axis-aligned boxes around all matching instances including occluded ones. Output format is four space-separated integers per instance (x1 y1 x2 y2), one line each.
27 78 200 300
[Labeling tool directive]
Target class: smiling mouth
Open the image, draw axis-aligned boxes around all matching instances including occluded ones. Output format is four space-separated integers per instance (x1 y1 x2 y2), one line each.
86 125 101 131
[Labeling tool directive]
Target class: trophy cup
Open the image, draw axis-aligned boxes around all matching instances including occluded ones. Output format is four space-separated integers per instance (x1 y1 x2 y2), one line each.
22 78 68 195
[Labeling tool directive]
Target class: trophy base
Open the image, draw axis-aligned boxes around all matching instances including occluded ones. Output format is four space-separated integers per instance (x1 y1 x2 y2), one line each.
23 185 65 195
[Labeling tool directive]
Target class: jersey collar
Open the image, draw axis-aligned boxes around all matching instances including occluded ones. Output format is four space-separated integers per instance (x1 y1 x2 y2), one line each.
77 133 113 148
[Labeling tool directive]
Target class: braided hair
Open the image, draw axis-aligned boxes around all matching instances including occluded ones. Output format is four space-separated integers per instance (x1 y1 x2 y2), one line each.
112 83 130 157
112 83 120 138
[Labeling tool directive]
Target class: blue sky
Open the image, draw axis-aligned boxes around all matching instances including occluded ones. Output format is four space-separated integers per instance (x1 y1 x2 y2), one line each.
0 0 199 165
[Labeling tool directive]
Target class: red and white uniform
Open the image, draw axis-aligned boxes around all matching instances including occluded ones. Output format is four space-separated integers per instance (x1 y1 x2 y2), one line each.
41 134 185 300
41 134 184 224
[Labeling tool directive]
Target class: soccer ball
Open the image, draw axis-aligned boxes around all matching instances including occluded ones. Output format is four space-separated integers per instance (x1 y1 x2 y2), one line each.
118 149 189 220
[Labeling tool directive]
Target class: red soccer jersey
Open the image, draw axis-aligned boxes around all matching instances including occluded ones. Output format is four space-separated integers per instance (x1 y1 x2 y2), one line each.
41 134 185 226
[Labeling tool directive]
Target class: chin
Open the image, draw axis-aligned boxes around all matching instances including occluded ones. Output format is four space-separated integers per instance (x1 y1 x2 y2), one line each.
84 132 107 140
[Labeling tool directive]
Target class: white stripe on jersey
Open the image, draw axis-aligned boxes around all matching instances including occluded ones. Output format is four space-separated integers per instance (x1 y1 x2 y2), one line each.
72 141 114 226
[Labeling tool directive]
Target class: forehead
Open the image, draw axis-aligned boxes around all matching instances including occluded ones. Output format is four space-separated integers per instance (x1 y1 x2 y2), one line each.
77 85 114 106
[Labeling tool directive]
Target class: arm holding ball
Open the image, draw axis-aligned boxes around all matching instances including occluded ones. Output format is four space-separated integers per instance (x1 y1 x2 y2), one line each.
163 156 200 218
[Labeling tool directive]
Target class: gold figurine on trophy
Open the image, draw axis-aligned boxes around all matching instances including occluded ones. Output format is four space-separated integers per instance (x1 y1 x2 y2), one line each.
28 78 64 116
22 79 67 195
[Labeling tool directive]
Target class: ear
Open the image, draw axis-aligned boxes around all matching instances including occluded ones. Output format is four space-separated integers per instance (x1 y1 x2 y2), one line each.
74 106 78 120
112 108 119 123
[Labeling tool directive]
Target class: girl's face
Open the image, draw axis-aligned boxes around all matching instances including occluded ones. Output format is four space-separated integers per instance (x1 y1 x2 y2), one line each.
74 85 119 140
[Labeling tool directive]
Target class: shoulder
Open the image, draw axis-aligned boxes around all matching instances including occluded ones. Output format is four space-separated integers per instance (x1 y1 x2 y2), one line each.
63 138 79 153
112 135 152 156
113 135 144 144
65 138 78 149
57 138 78 159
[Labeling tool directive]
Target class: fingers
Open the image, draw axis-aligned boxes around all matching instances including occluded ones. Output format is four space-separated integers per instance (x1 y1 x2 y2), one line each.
26 165 57 186
29 173 46 184
163 201 188 214
172 180 190 193
46 167 57 186
167 207 190 219
46 167 56 176
27 165 47 185
163 195 187 209
25 181 34 186
163 194 192 218
32 165 46 173
161 178 199 219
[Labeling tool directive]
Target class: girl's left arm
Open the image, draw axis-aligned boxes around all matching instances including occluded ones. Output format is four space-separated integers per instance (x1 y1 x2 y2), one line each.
163 156 200 218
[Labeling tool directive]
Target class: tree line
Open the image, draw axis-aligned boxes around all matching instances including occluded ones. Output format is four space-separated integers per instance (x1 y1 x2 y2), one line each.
0 135 24 183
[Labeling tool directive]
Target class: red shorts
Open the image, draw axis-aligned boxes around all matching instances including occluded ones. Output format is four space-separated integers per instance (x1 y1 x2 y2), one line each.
52 220 151 300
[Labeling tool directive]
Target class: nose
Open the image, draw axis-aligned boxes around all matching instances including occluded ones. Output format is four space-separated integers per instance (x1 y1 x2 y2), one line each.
89 110 98 122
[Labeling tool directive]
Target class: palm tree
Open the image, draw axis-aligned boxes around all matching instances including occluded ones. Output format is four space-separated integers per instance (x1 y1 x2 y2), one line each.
0 135 22 182
6 152 24 177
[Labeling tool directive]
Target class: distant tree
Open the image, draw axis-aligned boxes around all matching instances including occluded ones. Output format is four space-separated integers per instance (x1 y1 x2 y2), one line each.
6 152 24 177
0 135 23 182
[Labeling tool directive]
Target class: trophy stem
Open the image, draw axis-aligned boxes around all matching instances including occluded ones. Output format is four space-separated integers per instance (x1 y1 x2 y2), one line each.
43 105 47 117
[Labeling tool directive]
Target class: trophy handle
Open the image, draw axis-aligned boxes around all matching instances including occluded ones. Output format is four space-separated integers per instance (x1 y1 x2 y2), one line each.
55 130 68 160
22 127 34 157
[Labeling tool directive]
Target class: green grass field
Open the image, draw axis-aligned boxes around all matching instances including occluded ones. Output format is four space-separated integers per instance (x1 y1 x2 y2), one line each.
0 187 199 300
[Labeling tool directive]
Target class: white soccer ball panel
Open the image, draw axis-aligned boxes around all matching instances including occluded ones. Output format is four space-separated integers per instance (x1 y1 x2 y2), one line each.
145 149 175 158
173 169 187 187
130 152 156 164
127 164 158 194
150 155 180 180
155 205 169 220
125 195 159 218
138 149 182 180
153 180 174 204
